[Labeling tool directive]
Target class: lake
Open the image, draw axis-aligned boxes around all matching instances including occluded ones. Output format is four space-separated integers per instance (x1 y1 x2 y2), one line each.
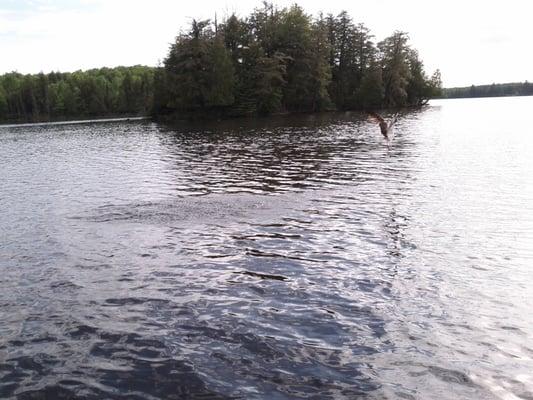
1 97 532 400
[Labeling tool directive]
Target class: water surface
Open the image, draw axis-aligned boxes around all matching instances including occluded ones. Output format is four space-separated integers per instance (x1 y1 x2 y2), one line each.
1 98 532 399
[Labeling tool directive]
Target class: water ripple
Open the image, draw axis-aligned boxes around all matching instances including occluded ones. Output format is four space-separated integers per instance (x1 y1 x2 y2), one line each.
1 101 532 399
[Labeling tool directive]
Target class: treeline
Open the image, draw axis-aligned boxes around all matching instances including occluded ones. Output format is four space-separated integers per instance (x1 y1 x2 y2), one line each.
1 2 443 124
154 3 442 119
441 82 533 99
0 66 155 122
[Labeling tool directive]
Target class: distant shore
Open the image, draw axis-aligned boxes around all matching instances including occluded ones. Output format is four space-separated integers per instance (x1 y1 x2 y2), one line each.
439 81 532 99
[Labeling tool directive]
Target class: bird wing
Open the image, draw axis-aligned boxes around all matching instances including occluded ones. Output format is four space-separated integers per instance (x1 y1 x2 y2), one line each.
389 114 399 128
367 111 386 125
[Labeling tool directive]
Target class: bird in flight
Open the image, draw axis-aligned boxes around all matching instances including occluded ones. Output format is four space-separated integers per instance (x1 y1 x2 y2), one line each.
368 112 399 140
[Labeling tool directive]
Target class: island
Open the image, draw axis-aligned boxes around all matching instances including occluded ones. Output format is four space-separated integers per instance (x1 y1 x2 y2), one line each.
0 3 442 124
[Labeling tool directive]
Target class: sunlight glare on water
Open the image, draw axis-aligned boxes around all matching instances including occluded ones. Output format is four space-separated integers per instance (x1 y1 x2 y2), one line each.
0 97 532 399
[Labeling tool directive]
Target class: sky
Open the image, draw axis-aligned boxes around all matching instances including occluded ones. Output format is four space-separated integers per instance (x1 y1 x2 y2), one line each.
0 0 531 87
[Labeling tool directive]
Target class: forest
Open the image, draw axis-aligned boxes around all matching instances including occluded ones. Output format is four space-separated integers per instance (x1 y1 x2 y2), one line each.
441 82 533 99
154 3 442 119
1 3 442 123
0 66 155 122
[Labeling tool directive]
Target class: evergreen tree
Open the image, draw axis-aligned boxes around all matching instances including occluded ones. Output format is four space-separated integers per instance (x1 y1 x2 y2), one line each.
427 70 443 99
253 49 287 115
275 5 331 111
406 49 427 106
327 11 355 109
0 86 7 120
307 14 333 111
205 38 236 107
163 19 235 113
379 31 411 107
359 61 384 108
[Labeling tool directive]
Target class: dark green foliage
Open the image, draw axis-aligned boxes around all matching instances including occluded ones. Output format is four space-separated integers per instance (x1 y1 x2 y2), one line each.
358 61 384 108
305 13 334 112
0 86 8 120
379 31 411 107
207 39 236 107
0 66 155 123
154 3 439 119
441 81 533 99
159 19 235 115
275 5 331 112
249 47 287 115
427 70 443 99
326 12 360 109
1 2 441 124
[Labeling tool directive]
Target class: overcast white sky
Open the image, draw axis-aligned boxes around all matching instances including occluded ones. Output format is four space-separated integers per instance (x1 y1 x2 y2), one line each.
1 0 531 87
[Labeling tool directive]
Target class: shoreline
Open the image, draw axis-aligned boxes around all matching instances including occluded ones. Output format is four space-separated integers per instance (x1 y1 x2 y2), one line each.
0 116 149 128
1 103 436 128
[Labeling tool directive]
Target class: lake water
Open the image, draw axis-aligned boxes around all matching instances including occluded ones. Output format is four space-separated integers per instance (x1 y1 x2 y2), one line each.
1 97 532 400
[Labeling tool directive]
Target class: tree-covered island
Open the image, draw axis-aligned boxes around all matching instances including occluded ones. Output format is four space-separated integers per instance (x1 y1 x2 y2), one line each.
153 3 442 119
0 3 442 123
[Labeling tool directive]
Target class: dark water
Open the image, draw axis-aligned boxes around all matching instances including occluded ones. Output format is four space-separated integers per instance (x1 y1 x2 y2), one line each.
1 98 532 400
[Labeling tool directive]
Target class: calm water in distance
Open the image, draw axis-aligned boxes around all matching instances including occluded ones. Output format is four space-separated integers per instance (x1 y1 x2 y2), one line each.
1 97 532 399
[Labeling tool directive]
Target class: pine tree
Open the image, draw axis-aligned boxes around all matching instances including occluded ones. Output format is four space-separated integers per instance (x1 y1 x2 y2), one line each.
379 31 411 107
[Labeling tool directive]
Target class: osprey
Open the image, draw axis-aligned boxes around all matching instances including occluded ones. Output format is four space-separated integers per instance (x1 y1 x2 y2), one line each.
368 112 399 140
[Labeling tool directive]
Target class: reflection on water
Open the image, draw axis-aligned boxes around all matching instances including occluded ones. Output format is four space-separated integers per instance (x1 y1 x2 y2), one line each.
1 99 532 399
